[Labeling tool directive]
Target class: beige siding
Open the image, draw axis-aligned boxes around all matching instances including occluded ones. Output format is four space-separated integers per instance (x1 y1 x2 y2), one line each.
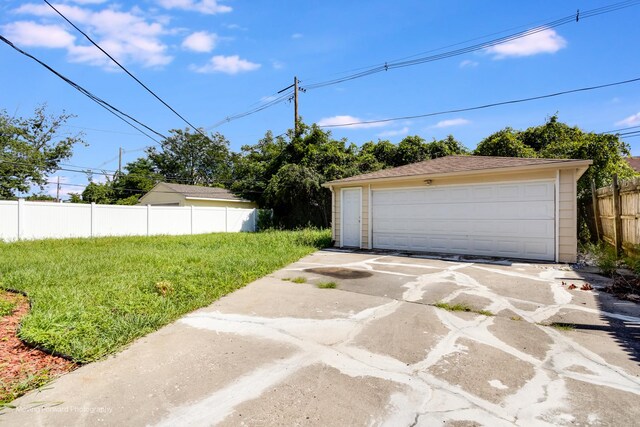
558 168 578 263
334 189 341 244
330 168 580 262
185 199 257 208
361 187 369 249
138 183 185 205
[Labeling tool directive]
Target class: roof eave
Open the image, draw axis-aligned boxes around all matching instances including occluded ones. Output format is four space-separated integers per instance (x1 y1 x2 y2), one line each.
322 160 593 187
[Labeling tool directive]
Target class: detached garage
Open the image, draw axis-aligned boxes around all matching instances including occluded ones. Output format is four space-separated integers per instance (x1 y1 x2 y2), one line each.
323 156 592 263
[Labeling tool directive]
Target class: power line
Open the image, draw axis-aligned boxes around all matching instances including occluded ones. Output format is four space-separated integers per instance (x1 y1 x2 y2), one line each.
0 34 166 144
601 124 640 134
317 76 640 128
206 0 639 130
301 0 640 91
43 0 207 139
207 90 294 129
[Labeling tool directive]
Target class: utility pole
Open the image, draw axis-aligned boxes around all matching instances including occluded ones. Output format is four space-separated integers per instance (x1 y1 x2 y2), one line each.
56 176 60 203
278 76 300 135
118 147 123 177
294 76 299 134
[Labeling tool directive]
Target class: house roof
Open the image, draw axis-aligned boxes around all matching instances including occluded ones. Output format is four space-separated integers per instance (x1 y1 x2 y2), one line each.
625 157 640 172
146 182 250 202
324 155 592 186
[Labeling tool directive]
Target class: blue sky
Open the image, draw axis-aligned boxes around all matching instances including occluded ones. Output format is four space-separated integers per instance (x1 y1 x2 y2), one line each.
1 0 639 197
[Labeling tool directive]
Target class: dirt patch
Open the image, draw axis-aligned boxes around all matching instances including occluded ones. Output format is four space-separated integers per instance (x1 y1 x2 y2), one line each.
305 267 372 279
0 291 75 405
602 275 640 303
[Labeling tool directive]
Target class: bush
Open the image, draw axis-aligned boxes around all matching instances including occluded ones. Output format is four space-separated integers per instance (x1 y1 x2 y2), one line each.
256 209 274 231
584 242 618 277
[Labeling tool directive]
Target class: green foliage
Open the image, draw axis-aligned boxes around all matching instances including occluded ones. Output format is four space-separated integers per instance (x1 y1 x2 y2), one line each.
0 298 17 317
434 301 493 316
474 128 537 158
291 277 307 283
147 128 232 186
25 192 56 202
0 105 84 199
316 281 337 289
111 157 162 203
623 249 640 275
256 209 274 231
81 181 113 204
0 229 331 362
232 123 469 228
583 242 618 277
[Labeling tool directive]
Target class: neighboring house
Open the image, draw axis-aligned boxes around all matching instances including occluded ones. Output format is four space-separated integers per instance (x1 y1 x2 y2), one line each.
625 157 640 173
138 182 257 208
323 155 592 263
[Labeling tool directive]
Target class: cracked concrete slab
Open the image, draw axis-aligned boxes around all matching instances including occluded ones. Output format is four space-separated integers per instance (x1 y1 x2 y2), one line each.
2 250 640 426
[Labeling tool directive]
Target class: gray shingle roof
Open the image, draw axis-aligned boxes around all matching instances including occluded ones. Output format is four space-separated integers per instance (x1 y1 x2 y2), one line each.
160 182 248 201
325 155 591 185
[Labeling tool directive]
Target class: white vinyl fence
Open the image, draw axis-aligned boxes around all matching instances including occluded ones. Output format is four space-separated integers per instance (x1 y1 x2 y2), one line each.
0 200 257 241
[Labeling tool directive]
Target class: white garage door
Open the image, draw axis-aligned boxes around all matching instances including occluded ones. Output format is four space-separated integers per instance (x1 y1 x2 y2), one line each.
372 181 555 261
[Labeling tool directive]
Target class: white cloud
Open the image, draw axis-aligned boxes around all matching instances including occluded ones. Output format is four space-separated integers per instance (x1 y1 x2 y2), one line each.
3 21 75 48
182 31 217 52
433 118 470 128
11 3 173 68
485 28 567 59
377 127 409 137
191 55 260 74
616 112 640 127
271 60 284 70
158 0 231 14
317 115 387 129
459 59 478 68
291 33 303 39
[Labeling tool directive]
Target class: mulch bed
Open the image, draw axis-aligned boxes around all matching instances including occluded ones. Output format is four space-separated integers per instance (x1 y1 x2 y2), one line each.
603 275 640 303
0 291 75 404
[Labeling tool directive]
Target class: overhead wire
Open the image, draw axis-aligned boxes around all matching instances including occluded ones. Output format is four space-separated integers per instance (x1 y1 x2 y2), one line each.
0 34 166 144
301 0 640 90
317 76 640 128
205 0 640 129
43 0 207 139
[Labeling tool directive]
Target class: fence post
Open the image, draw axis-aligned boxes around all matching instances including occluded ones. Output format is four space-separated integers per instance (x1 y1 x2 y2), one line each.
146 204 151 236
591 180 601 241
612 174 623 256
90 202 96 237
225 207 228 232
17 198 24 240
190 205 194 235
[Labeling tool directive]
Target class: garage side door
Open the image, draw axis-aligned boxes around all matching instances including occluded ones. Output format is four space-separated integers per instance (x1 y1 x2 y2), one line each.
372 181 555 261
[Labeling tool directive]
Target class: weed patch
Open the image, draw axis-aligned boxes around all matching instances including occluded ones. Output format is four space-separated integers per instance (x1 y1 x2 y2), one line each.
291 277 307 284
434 302 493 316
316 281 337 289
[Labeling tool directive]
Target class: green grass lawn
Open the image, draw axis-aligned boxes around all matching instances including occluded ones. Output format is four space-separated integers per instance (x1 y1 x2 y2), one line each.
0 229 331 363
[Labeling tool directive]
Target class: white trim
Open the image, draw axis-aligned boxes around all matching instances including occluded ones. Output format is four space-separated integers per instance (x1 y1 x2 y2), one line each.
368 177 555 192
368 184 372 250
555 170 560 263
340 187 362 248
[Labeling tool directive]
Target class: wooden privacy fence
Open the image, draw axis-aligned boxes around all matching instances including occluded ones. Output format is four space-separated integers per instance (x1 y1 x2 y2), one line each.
593 175 640 255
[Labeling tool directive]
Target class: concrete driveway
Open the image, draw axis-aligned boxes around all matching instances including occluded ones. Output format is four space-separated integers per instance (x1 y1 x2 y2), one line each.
2 250 640 426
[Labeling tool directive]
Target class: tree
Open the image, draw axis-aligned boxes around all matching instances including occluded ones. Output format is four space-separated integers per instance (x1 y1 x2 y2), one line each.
474 128 537 158
81 181 113 204
427 135 468 158
0 105 84 199
147 129 232 186
474 115 634 240
265 164 328 228
111 157 162 204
